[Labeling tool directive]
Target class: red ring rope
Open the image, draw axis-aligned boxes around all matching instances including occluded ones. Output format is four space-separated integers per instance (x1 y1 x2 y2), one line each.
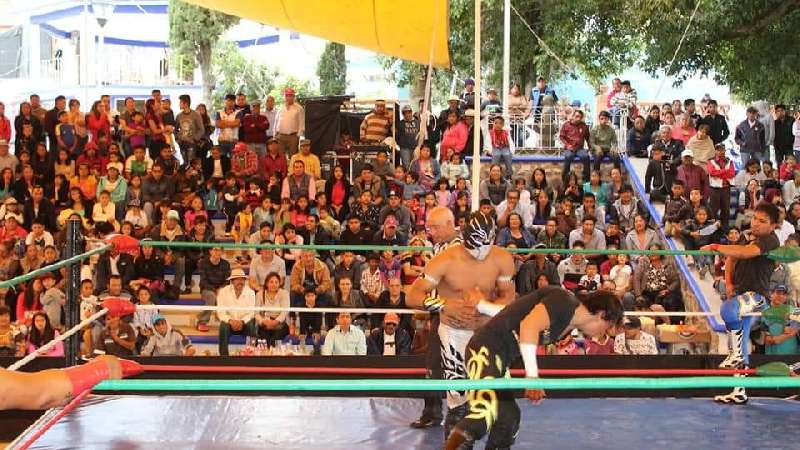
140 365 757 377
16 389 91 450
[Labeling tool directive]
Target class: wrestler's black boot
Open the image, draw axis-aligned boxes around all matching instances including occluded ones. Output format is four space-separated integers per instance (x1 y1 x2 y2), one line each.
444 426 476 450
443 405 472 450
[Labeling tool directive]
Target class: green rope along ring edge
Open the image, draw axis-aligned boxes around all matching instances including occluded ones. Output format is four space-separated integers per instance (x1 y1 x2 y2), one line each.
141 240 800 262
94 376 800 392
0 244 112 290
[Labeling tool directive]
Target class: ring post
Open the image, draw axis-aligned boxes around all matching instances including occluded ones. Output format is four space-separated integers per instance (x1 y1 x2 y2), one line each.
64 218 84 368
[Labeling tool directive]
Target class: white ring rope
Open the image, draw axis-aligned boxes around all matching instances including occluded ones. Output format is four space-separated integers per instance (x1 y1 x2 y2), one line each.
7 308 110 372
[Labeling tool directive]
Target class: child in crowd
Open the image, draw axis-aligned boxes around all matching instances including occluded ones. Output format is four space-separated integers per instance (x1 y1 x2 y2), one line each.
578 263 601 292
662 180 689 237
609 254 633 299
681 206 719 279
127 111 147 150
761 285 798 355
489 116 513 179
253 196 274 231
244 181 262 209
434 178 451 208
222 173 241 231
232 203 254 261
40 273 65 331
56 111 76 154
141 314 195 357
403 172 425 201
440 152 469 187
125 146 152 178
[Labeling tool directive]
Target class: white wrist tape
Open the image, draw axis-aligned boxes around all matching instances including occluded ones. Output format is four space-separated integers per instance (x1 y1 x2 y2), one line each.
520 343 539 378
476 300 505 317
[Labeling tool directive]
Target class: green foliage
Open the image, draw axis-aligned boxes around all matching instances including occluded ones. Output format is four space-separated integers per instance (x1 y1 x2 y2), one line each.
168 0 239 102
383 0 800 104
210 42 280 111
317 42 347 95
622 0 800 103
382 0 635 105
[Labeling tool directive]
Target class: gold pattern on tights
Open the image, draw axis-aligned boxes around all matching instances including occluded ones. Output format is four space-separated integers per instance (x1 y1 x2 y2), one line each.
465 346 499 429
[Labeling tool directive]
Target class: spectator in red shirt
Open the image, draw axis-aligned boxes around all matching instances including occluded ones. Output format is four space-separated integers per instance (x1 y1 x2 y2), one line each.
706 144 735 231
559 109 591 185
86 101 111 145
242 101 269 158
261 138 288 181
0 102 10 142
0 215 27 241
76 142 108 177
675 149 708 199
231 142 259 182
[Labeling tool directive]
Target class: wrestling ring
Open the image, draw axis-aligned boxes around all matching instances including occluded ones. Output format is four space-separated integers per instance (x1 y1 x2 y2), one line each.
3 235 800 449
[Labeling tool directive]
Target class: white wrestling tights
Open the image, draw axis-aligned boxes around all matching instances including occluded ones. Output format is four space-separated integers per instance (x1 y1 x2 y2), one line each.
438 323 474 409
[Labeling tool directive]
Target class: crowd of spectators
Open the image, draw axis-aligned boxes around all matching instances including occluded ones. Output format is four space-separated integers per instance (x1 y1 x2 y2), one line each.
0 77 799 359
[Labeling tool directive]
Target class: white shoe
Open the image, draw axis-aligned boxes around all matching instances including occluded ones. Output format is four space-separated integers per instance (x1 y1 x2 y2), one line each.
714 387 748 404
719 330 745 369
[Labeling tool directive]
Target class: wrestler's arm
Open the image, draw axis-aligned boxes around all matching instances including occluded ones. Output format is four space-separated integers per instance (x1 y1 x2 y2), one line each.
406 252 448 309
472 250 516 317
493 250 517 306
0 355 126 410
518 303 550 403
701 243 761 260
0 368 74 410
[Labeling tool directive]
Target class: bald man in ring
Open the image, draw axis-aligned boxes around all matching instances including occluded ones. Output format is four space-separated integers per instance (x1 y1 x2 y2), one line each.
411 207 461 429
408 211 516 447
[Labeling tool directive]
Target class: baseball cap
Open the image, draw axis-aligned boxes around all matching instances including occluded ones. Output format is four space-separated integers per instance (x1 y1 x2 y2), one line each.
250 100 261 107
464 109 476 117
681 149 693 158
623 316 642 328
151 314 167 326
464 78 474 85
384 215 398 227
773 285 788 293
384 312 400 325
166 210 180 221
487 87 497 93
401 104 412 112
388 190 400 198
234 142 248 152
267 137 280 145
300 139 311 146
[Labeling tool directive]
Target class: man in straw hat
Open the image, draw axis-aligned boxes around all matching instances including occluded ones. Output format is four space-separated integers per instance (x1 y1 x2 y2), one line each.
217 268 257 356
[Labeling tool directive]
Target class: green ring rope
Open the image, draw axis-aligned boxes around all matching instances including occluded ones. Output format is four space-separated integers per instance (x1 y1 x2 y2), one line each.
0 244 112 290
94 376 800 392
144 240 800 261
145 240 720 257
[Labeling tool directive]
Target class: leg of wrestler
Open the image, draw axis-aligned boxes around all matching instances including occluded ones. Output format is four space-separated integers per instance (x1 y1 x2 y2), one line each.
484 394 521 450
439 323 474 446
411 314 443 428
445 336 508 450
716 292 767 404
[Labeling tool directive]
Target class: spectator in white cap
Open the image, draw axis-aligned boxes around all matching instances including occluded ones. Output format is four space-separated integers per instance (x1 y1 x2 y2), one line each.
397 104 420 169
437 95 462 135
675 148 709 198
217 268 257 356
0 139 18 174
150 208 187 295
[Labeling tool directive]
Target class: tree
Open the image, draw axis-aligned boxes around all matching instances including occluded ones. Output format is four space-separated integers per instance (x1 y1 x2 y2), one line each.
381 0 636 105
317 42 347 96
211 41 280 111
168 0 239 104
618 0 800 103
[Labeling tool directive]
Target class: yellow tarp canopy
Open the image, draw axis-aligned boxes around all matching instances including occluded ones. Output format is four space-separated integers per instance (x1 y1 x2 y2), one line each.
182 0 451 68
